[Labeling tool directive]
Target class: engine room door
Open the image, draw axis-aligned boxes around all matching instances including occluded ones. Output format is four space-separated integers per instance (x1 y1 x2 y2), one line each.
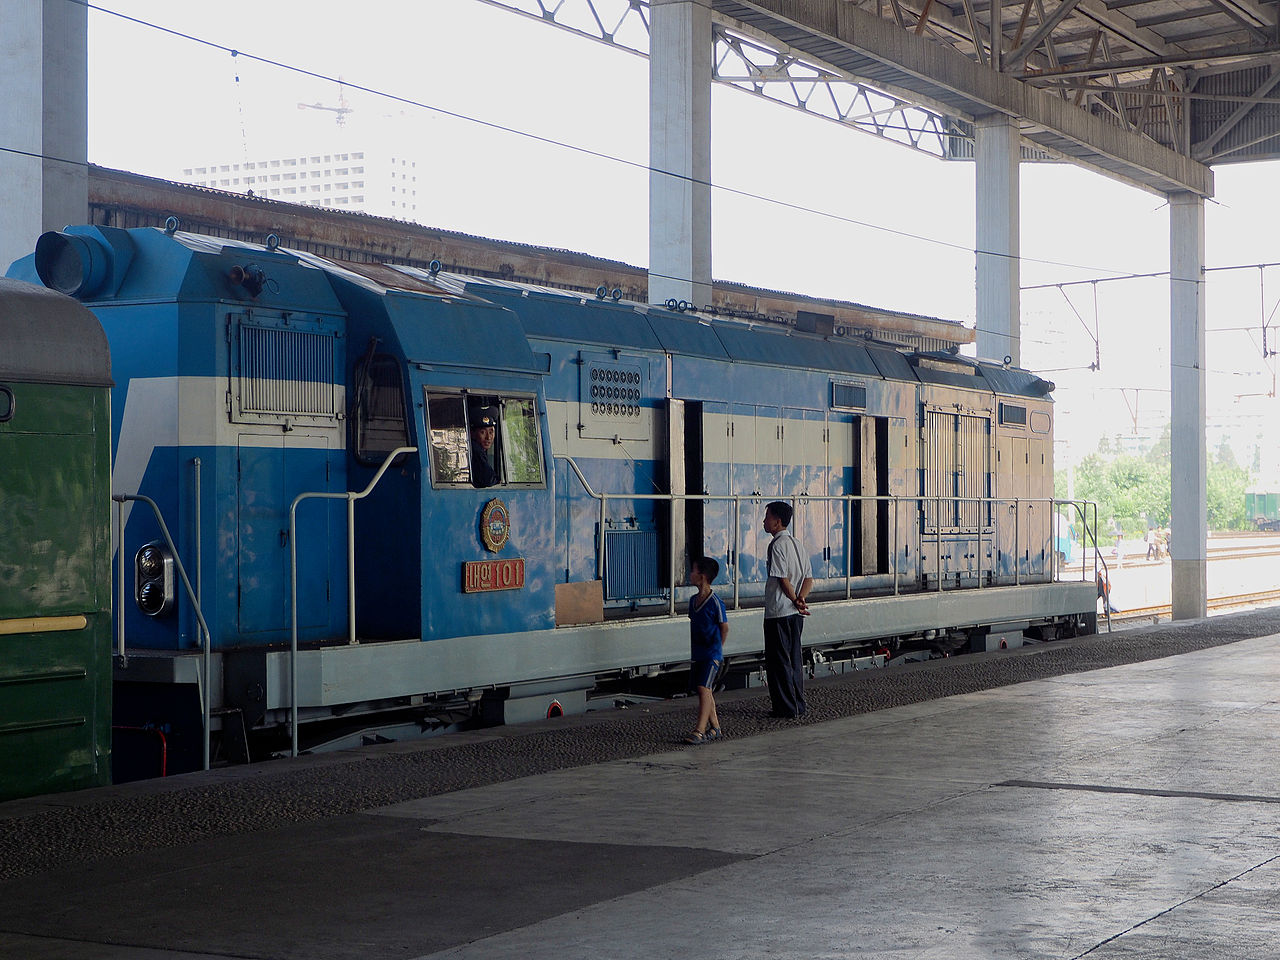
237 435 332 635
782 407 831 578
997 433 1031 579
699 401 733 585
730 403 779 584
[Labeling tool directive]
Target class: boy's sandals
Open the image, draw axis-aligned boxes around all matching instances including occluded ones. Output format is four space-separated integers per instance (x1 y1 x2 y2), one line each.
684 728 723 745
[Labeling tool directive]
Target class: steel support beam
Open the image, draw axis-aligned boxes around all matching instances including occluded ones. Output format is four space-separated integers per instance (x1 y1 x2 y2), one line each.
650 0 713 307
725 0 1212 196
1168 191 1208 621
0 0 87 271
975 114 1021 364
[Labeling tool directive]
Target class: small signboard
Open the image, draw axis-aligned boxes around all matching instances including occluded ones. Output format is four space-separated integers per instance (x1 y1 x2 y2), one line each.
463 558 526 593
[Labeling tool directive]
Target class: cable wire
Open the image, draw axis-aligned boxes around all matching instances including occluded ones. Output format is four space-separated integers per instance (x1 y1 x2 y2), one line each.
8 1 1274 302
66 0 1151 278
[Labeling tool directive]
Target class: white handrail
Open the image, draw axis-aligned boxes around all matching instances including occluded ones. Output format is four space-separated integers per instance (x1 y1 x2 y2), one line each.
553 456 1095 612
112 493 214 771
288 446 416 757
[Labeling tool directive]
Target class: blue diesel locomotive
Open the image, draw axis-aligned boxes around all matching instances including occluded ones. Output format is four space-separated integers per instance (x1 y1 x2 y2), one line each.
5 223 1096 778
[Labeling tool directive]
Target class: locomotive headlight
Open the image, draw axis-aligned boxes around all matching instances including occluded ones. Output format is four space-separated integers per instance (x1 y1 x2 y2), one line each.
134 541 176 617
137 544 165 578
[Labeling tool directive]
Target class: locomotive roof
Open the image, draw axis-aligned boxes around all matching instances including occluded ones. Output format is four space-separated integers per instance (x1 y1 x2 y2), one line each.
0 278 112 387
454 276 902 380
147 240 1054 393
977 363 1056 399
909 351 1055 398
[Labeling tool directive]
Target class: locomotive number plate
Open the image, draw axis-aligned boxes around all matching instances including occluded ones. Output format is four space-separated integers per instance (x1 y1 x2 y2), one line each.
462 558 526 593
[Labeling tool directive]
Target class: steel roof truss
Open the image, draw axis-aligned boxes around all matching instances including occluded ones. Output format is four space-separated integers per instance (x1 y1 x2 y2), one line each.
482 0 1228 185
1032 0 1070 98
476 0 654 50
959 0 992 64
1011 0 1036 48
1095 33 1138 130
1073 31 1103 106
711 24 959 155
1066 0 1177 60
1204 0 1279 31
1195 64 1280 159
1007 0 1086 69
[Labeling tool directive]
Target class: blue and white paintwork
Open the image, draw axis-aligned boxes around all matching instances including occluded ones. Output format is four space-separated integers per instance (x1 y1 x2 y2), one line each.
7 224 1096 767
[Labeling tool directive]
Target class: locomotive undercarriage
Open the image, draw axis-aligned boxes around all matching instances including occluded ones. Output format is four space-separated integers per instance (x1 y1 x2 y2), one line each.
113 580 1095 773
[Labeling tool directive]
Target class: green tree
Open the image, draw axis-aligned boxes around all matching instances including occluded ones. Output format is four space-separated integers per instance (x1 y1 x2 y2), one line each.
1066 450 1168 536
1057 429 1253 536
1207 442 1249 530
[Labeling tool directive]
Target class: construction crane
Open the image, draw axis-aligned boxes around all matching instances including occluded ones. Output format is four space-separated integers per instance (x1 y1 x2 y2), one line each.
298 81 352 126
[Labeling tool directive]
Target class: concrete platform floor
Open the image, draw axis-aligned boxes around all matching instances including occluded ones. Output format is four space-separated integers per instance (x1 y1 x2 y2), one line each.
5 631 1280 959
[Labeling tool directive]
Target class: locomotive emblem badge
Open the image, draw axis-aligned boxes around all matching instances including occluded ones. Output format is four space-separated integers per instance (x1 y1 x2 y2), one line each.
480 498 511 553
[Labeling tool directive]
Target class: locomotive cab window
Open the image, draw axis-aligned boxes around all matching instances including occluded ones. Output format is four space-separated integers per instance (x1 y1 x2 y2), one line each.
425 390 544 489
500 397 543 485
425 393 473 486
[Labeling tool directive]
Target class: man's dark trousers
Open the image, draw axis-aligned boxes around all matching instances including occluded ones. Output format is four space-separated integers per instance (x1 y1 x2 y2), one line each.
763 614 806 717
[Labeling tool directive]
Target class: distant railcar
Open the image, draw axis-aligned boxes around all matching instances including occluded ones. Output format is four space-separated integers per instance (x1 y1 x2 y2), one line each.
1247 491 1280 531
0 278 113 800
5 224 1096 782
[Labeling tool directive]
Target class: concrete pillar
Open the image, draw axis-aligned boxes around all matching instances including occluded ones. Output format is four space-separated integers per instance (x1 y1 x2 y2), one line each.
0 0 87 272
1169 191 1208 620
649 0 712 309
974 114 1020 365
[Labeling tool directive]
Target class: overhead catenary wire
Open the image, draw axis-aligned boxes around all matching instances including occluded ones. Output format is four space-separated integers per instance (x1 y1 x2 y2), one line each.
50 0 1154 280
4 1 1273 306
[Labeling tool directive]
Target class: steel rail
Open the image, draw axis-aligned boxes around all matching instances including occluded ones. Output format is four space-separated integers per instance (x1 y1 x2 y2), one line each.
1111 589 1280 624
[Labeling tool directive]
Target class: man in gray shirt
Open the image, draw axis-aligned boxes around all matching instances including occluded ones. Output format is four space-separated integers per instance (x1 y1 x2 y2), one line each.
762 500 813 718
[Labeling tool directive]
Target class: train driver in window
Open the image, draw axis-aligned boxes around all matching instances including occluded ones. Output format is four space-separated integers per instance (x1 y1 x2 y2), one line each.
470 407 501 488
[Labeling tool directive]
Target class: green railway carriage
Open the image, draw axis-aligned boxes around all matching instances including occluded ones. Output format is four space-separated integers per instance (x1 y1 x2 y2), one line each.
0 278 114 801
1247 491 1280 531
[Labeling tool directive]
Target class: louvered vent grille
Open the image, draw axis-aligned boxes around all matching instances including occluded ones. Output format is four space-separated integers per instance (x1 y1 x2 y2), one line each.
604 528 661 600
230 315 341 425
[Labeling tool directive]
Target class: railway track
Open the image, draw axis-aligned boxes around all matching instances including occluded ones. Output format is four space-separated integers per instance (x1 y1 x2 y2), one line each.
1107 589 1280 626
1061 541 1280 581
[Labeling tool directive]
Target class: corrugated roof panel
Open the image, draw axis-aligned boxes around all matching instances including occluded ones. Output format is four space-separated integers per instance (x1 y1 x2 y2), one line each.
712 321 881 377
645 311 732 360
384 292 542 373
865 343 919 382
978 364 1056 398
476 286 663 351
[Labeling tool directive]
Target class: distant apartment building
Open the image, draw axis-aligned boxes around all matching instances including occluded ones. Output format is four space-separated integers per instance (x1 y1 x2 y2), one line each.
180 147 418 219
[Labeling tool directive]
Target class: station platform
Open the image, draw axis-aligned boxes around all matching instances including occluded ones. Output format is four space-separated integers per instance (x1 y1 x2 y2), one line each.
4 606 1280 960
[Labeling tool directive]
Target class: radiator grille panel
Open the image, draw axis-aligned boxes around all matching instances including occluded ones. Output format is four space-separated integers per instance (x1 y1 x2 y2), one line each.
604 528 660 600
231 318 339 425
239 326 335 417
924 410 990 530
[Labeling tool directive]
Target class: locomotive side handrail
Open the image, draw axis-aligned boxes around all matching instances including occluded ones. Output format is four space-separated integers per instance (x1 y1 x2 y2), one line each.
1054 497 1110 632
288 446 417 757
113 493 214 772
555 457 1098 616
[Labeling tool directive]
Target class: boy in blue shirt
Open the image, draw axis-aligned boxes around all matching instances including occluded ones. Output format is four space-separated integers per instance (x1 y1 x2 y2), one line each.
685 556 728 744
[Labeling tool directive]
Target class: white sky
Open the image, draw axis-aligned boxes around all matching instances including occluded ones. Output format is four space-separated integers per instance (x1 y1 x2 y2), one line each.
84 0 1280 478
